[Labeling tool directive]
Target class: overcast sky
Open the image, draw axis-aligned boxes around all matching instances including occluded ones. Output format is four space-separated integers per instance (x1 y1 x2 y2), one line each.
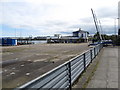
0 0 119 37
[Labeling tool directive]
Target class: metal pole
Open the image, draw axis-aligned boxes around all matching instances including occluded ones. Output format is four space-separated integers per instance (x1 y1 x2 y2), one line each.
117 18 120 35
90 50 93 63
91 9 99 33
94 14 102 41
91 8 101 41
83 53 86 71
114 19 116 35
68 62 72 90
97 46 99 54
94 47 96 57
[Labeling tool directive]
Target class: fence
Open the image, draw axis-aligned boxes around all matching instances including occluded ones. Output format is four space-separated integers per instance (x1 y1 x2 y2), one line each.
16 44 103 90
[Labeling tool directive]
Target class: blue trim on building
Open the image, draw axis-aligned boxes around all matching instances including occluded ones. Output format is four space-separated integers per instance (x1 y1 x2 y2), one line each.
0 38 17 46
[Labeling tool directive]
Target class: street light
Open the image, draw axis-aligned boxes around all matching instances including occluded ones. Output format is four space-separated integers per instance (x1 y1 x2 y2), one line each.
114 18 119 35
113 18 119 45
117 18 120 35
114 18 117 35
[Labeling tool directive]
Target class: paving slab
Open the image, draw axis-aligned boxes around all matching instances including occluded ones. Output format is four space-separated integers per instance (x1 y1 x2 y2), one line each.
73 46 118 89
87 46 118 88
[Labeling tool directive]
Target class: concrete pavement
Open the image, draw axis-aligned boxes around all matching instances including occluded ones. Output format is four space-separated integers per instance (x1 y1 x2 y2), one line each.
87 46 118 88
73 46 118 89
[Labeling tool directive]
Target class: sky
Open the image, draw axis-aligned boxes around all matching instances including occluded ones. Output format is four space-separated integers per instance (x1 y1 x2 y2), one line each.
0 0 119 37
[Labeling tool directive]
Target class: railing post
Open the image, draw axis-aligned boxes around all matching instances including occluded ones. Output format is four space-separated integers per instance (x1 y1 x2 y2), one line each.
98 45 100 52
98 45 99 53
97 46 98 55
83 53 86 71
94 47 96 58
68 62 72 90
99 44 101 52
90 50 92 63
101 44 102 50
97 45 98 53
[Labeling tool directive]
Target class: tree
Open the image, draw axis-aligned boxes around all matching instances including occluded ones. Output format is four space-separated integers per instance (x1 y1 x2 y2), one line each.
93 32 101 42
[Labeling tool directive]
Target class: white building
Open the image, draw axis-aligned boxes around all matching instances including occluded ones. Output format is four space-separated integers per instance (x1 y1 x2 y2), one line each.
73 28 88 37
73 28 89 42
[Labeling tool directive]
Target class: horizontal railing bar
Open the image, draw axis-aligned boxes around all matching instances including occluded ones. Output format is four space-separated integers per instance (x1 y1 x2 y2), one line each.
52 76 68 88
71 56 83 66
71 64 83 74
60 81 69 88
42 71 68 88
71 60 83 71
20 65 67 88
71 65 84 79
71 67 84 83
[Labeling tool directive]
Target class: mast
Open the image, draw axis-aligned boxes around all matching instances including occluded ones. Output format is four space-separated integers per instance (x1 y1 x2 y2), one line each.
91 8 102 41
91 9 99 32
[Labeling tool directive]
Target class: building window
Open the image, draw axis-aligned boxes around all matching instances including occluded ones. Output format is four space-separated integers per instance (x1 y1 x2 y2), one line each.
81 34 83 37
4 39 7 43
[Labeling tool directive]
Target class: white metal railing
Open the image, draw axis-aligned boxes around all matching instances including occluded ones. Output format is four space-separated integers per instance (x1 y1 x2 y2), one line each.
15 44 103 90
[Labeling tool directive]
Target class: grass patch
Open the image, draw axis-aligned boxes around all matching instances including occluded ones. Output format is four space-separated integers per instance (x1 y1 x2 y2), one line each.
82 59 99 88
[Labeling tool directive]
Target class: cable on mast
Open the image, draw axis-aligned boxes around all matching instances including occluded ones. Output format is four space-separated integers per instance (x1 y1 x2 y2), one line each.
91 8 102 41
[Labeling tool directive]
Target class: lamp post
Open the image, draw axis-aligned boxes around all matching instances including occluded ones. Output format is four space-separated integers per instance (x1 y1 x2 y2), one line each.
114 18 119 35
117 18 120 35
114 18 119 45
114 19 116 36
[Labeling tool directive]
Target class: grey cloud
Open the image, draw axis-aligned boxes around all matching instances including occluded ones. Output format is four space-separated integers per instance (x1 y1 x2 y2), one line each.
45 20 68 27
80 17 93 24
59 31 72 34
85 25 116 35
67 23 115 35
68 24 82 29
96 7 117 19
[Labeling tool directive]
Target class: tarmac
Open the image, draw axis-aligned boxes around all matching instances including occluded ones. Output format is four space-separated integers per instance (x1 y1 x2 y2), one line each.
73 46 118 89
